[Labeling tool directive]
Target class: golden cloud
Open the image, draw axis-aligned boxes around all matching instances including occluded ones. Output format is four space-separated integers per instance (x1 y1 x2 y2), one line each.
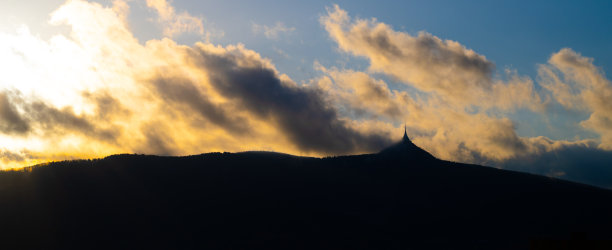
539 48 612 149
320 5 545 112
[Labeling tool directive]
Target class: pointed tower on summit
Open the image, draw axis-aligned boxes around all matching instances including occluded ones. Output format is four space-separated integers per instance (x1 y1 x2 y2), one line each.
402 124 410 142
378 124 436 161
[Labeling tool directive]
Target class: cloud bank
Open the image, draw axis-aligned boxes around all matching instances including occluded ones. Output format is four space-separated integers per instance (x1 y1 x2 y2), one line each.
0 0 389 168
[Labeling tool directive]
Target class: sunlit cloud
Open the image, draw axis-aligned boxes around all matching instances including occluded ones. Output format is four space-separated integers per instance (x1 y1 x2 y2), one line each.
539 48 612 149
112 0 130 25
321 5 545 112
145 0 203 37
139 0 223 41
315 65 562 162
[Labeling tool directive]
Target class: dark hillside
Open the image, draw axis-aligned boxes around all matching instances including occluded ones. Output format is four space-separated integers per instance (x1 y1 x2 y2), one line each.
1 137 612 249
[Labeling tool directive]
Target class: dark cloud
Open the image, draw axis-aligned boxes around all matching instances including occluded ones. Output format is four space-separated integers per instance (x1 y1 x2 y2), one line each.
190 47 391 154
413 33 495 78
0 149 42 164
358 27 495 77
360 29 404 59
0 150 26 162
0 90 120 143
488 127 527 154
137 123 177 156
83 91 130 120
0 91 30 135
499 145 612 190
25 101 119 142
150 75 246 133
322 7 504 104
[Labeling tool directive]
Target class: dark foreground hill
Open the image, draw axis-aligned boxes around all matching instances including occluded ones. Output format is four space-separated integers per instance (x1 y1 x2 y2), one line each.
2 136 612 249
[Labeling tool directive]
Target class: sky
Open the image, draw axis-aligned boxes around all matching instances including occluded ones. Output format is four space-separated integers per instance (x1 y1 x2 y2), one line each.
1 0 612 188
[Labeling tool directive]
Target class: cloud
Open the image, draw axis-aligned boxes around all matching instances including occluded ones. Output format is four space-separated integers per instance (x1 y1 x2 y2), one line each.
273 47 289 58
315 65 405 121
314 65 535 161
137 121 178 155
141 40 391 155
145 0 204 37
188 44 390 154
500 143 612 189
0 90 121 143
82 91 131 120
320 5 544 112
150 75 242 131
0 149 45 165
0 150 26 163
252 22 295 40
0 91 30 135
539 48 612 149
112 0 130 25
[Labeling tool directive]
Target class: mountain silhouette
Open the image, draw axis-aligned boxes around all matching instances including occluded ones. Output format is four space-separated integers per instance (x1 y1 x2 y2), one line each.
1 133 612 250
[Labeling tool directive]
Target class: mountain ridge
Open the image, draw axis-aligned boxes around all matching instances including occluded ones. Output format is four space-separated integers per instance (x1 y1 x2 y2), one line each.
2 136 612 249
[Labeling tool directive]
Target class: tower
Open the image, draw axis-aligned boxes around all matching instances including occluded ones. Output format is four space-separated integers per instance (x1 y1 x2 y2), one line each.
378 123 436 160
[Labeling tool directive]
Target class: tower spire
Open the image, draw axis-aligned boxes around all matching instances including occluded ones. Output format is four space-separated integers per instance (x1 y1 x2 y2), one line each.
403 123 409 142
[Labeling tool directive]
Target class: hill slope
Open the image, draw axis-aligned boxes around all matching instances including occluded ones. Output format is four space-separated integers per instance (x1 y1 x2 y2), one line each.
1 138 612 249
